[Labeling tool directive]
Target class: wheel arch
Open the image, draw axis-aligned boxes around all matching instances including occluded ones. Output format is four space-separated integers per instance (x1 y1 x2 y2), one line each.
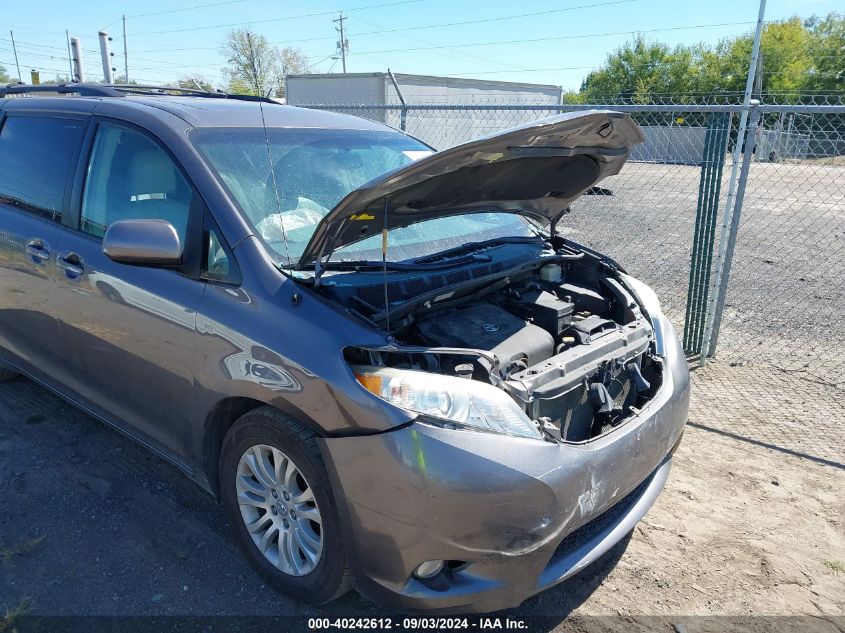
201 395 326 497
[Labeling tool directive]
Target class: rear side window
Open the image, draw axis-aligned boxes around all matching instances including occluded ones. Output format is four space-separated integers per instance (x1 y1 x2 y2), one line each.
0 116 86 222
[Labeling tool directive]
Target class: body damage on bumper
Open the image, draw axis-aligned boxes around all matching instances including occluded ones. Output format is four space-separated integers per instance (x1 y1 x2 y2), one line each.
318 320 690 613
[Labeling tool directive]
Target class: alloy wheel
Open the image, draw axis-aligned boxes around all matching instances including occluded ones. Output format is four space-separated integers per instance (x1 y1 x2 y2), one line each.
236 444 323 576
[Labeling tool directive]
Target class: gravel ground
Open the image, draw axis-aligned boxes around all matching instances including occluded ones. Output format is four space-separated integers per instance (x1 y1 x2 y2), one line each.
569 161 845 379
0 367 842 630
567 160 845 465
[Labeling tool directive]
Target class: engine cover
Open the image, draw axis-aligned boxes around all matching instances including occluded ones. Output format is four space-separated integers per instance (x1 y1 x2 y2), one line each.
418 303 554 367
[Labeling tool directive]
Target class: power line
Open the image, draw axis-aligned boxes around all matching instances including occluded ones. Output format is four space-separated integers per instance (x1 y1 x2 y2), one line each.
0 59 69 75
348 20 761 56
128 0 425 36
351 14 524 74
95 0 252 34
304 53 338 72
0 37 99 55
120 0 640 54
129 0 251 19
272 0 639 46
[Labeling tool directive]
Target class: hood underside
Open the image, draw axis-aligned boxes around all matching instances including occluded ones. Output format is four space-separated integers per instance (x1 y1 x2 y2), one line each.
296 110 645 268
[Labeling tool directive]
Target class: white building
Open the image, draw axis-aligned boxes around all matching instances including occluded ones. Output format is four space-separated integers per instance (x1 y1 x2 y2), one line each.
285 72 563 149
285 72 562 106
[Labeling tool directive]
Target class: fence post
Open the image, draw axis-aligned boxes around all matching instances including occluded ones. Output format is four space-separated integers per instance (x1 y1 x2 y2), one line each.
387 68 407 132
700 101 762 361
683 111 731 355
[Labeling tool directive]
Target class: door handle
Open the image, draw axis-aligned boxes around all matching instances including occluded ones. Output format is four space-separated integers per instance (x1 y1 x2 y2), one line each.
57 252 84 277
25 238 50 261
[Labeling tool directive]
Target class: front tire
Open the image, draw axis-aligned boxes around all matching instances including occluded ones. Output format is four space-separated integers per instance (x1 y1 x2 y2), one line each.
220 406 352 604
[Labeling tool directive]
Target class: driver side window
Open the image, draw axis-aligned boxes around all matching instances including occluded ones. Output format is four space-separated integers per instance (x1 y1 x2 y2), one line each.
81 123 192 242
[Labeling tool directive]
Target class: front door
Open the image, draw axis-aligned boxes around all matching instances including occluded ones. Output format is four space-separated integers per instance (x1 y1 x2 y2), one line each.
54 121 205 458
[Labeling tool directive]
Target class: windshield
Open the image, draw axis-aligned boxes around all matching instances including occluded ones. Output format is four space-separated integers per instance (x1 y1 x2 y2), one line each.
333 213 535 262
193 127 432 263
192 127 535 266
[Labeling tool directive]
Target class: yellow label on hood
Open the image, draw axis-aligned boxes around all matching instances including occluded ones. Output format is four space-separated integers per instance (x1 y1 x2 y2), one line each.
349 212 375 221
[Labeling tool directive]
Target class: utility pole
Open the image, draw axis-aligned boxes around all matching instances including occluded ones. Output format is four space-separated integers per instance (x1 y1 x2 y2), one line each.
66 30 74 78
334 13 348 73
9 31 22 83
753 50 764 98
122 15 129 83
70 37 85 82
99 31 114 83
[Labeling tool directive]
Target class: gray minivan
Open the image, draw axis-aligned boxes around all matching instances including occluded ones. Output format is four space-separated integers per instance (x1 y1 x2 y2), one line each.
0 84 689 613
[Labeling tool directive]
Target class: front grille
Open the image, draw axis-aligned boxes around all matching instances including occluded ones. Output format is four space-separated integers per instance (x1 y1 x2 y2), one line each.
548 470 655 564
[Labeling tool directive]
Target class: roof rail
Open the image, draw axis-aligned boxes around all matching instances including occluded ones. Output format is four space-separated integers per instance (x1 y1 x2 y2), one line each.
0 82 280 106
105 84 278 105
0 83 123 98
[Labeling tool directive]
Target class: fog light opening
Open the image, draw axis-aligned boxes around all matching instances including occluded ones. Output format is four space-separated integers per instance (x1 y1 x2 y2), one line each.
445 560 468 572
413 559 445 579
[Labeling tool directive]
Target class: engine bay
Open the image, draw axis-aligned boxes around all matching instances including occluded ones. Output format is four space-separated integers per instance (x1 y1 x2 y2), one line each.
328 240 664 443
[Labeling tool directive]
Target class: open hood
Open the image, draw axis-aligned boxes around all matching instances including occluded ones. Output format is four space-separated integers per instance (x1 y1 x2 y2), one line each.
296 110 644 269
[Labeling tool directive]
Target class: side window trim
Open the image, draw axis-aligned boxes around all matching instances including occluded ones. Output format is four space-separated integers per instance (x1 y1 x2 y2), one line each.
66 115 99 230
201 209 242 286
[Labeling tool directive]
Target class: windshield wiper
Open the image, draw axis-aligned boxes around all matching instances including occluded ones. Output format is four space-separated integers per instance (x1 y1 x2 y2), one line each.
322 253 491 272
411 236 545 264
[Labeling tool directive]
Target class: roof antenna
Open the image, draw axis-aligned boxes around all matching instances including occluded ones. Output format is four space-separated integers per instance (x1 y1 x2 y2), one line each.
381 197 390 333
257 89 293 273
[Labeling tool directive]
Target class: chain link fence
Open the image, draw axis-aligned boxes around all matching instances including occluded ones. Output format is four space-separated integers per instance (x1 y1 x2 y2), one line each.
297 98 844 463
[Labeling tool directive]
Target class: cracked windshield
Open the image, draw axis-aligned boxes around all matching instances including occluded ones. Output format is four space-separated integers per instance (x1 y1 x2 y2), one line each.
193 127 534 265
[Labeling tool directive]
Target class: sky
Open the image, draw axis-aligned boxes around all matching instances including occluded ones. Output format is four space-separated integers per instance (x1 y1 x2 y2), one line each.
0 0 840 91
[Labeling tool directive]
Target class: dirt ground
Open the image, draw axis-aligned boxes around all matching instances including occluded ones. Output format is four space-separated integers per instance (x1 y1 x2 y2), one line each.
0 366 842 631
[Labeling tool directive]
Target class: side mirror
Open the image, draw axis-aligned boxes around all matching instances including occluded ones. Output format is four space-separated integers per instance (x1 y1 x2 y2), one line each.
102 219 183 266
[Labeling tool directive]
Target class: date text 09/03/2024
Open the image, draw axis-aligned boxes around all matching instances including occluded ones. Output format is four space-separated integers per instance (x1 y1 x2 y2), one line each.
307 618 529 629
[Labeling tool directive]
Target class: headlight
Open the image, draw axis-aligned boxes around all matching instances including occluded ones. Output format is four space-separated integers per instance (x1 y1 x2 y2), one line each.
352 365 542 439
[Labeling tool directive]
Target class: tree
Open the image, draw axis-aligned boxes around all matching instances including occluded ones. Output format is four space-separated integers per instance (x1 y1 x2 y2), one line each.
708 18 814 95
177 75 215 92
221 27 309 97
0 64 13 84
279 47 309 77
576 12 844 102
222 28 280 96
805 12 845 93
580 36 698 102
41 74 72 85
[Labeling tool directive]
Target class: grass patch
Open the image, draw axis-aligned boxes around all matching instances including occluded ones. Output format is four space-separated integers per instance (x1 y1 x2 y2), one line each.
823 559 845 573
0 599 32 632
0 535 45 567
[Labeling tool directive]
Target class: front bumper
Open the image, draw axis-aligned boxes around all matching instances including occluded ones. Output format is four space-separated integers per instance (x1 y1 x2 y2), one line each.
319 318 690 613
